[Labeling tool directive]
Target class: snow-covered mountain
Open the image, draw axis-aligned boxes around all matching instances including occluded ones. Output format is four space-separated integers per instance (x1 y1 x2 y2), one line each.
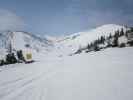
0 31 53 55
55 24 127 55
0 24 129 57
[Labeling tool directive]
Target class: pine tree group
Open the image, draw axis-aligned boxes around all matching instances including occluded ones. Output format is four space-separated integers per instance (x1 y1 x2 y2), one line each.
0 50 26 66
75 28 130 54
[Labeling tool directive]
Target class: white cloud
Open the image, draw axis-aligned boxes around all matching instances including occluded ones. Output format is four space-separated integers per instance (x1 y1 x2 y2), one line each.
0 9 25 31
86 11 133 28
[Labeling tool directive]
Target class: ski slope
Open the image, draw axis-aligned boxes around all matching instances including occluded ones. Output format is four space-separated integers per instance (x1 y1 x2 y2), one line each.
0 47 133 100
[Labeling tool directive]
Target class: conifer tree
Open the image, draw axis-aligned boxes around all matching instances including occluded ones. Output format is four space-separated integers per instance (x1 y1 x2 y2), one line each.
120 28 124 36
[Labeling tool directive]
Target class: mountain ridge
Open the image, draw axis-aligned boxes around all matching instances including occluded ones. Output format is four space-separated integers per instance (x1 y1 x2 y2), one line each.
0 24 130 57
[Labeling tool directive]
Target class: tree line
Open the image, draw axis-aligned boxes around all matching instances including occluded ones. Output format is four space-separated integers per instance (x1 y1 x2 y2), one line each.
74 27 133 55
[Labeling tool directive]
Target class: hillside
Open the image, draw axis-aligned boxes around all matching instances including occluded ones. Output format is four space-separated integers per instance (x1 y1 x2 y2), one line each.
55 24 127 56
0 31 53 59
0 47 133 100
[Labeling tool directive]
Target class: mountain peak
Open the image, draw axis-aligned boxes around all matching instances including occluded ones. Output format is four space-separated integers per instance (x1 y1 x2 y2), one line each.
98 24 124 28
94 24 125 32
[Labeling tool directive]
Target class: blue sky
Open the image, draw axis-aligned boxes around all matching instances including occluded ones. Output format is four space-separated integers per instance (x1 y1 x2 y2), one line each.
0 0 133 36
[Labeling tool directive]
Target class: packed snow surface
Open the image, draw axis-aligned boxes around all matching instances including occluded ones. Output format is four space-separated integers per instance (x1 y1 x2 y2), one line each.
0 47 133 100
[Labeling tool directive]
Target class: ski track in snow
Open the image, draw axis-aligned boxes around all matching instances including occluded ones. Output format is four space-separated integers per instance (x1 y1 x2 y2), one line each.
0 60 63 100
0 47 133 100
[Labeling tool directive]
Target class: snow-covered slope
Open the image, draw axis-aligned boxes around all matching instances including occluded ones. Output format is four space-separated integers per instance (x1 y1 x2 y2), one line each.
0 31 53 54
0 47 133 100
56 24 127 55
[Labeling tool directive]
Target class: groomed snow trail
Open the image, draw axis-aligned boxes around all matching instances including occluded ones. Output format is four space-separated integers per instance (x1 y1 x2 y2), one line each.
0 47 133 100
0 56 64 100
